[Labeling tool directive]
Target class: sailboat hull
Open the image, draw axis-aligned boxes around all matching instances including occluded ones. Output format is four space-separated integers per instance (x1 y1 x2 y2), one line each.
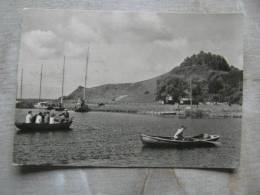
75 105 89 112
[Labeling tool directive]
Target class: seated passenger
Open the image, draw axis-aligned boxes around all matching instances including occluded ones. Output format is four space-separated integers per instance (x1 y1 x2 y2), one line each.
31 114 37 123
49 113 56 124
59 115 66 123
44 112 50 123
25 111 33 123
59 109 69 122
42 112 46 122
35 112 43 124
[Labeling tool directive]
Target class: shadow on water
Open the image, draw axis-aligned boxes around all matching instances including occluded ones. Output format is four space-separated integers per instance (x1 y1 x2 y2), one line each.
141 143 217 150
16 128 73 134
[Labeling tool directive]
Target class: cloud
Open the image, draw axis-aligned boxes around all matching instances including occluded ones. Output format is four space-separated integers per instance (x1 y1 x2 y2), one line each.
59 16 102 44
67 12 170 44
22 30 62 59
154 37 188 49
64 41 87 57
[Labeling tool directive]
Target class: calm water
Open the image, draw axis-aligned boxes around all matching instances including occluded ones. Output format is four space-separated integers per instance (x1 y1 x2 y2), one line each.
14 109 241 168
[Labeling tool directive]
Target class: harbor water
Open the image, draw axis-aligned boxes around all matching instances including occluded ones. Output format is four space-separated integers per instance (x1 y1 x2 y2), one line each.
13 109 241 168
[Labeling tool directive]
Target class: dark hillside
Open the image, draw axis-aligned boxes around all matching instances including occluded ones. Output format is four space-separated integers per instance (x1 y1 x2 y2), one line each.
65 51 242 104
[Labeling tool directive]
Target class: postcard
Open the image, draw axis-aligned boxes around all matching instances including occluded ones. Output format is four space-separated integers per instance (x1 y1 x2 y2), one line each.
14 9 243 168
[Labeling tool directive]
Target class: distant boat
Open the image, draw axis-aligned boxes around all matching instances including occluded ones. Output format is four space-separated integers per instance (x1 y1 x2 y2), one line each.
75 98 89 112
75 48 90 112
75 105 89 112
54 106 65 111
140 134 220 147
34 101 49 109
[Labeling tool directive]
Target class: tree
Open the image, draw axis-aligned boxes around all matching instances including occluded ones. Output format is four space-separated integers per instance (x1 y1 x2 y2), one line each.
180 51 231 71
156 77 188 103
192 82 204 103
208 78 223 94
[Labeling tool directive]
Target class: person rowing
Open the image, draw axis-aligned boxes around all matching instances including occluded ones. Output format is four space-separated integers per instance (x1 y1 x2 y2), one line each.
173 125 186 140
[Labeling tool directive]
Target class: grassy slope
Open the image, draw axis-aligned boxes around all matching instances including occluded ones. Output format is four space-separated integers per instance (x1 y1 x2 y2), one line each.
65 64 231 103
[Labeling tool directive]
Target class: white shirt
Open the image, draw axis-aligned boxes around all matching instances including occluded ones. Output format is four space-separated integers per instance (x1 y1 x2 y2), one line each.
49 117 55 124
173 128 184 139
35 115 42 124
25 114 32 123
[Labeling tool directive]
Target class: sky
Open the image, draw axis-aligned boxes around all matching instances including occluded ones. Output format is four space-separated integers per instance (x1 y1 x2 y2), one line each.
18 9 243 99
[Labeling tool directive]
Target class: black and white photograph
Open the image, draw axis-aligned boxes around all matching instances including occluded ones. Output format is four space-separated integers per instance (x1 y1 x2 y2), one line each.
14 9 243 168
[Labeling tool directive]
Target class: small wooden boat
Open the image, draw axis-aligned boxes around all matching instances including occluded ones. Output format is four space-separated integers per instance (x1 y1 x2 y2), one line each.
160 111 176 116
74 105 89 112
15 120 73 131
140 134 220 147
54 107 65 111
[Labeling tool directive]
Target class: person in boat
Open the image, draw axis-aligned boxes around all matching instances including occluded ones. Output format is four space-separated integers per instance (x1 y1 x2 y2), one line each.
35 112 43 124
173 125 186 140
59 109 69 123
50 108 55 117
25 111 33 123
44 111 50 123
42 111 46 122
49 113 56 124
31 113 37 123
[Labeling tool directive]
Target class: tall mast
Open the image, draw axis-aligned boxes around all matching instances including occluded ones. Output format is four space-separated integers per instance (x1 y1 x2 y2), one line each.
189 78 192 106
84 47 89 100
61 56 65 104
16 64 19 99
20 68 23 99
39 64 43 102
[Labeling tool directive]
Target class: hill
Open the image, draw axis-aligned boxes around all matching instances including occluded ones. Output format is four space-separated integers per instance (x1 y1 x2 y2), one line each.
65 77 158 103
65 51 243 104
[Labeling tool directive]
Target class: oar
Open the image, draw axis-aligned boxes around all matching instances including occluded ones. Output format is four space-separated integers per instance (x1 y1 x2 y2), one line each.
191 138 222 146
199 140 222 146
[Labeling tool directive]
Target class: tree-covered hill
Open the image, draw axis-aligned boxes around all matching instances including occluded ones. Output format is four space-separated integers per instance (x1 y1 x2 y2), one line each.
66 51 243 104
156 51 243 104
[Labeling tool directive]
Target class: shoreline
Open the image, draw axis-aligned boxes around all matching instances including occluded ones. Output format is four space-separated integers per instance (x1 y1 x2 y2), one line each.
16 102 242 119
88 107 242 119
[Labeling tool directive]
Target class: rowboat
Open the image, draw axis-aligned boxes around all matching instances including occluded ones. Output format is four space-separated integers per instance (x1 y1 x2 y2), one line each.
140 134 220 147
15 120 73 131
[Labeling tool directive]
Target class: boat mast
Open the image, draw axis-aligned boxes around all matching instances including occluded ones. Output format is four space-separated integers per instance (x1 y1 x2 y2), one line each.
84 47 89 100
61 56 65 104
20 68 23 99
39 64 43 102
16 64 19 99
189 78 192 106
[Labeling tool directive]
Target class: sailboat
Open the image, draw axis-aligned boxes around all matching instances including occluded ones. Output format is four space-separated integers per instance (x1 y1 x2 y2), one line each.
34 64 49 109
75 48 89 112
54 56 66 111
